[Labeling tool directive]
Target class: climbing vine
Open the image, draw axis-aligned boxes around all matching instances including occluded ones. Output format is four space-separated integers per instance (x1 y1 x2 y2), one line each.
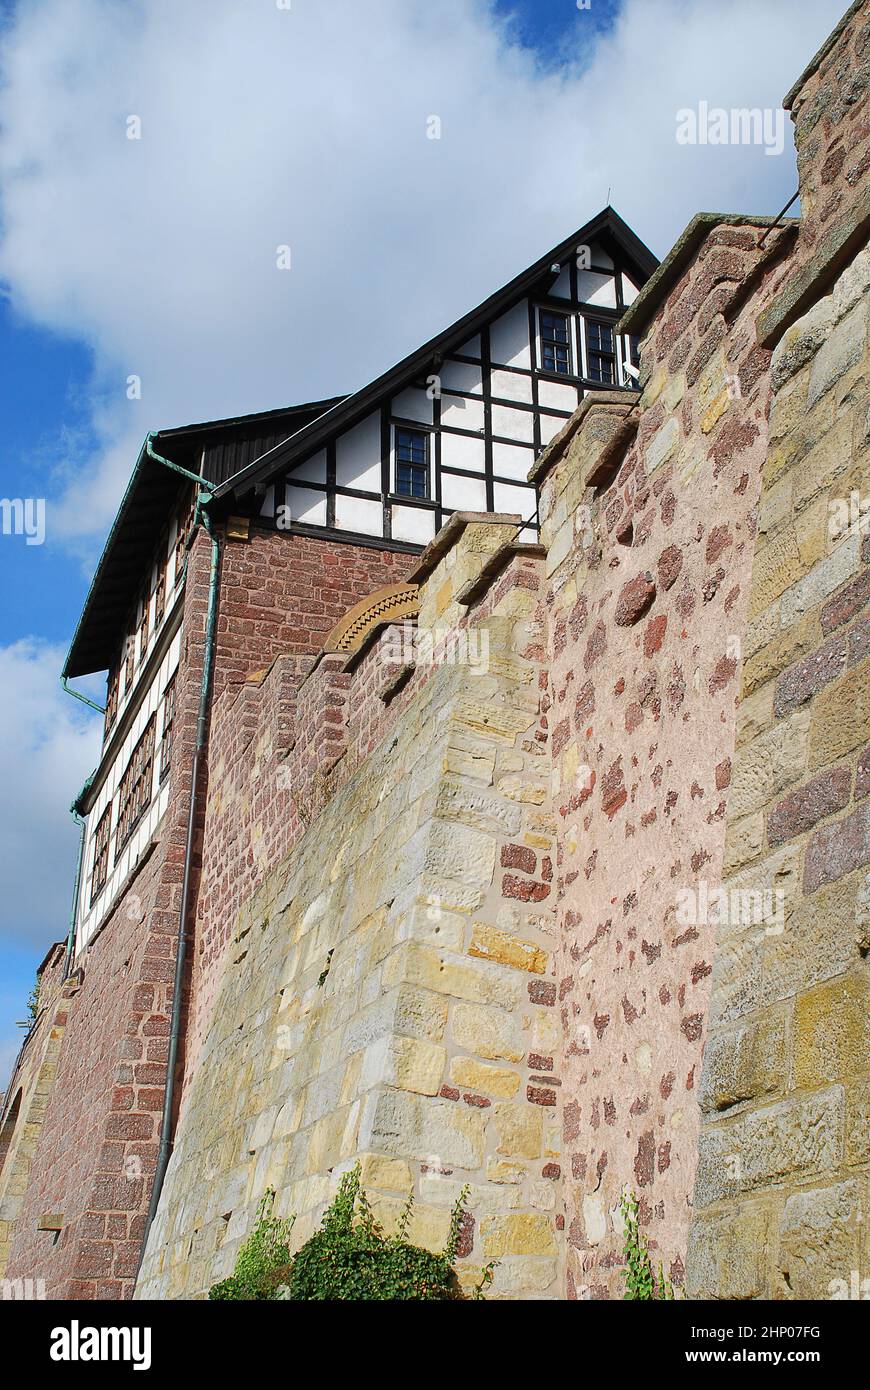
619 1189 674 1300
209 1165 493 1301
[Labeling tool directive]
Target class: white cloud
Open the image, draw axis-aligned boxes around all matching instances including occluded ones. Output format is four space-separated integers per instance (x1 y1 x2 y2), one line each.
0 0 845 545
0 640 101 950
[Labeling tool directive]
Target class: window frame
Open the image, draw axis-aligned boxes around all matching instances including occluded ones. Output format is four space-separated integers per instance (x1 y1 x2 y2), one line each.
393 425 430 501
585 317 617 385
105 662 120 740
174 489 195 583
90 804 112 906
114 715 156 861
538 307 573 377
160 673 177 784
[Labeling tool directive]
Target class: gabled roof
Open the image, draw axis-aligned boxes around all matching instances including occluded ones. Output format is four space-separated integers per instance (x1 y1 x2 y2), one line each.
63 206 657 681
216 206 658 502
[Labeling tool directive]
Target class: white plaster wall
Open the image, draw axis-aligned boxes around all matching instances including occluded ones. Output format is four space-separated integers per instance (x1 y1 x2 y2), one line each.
336 414 381 491
490 302 531 369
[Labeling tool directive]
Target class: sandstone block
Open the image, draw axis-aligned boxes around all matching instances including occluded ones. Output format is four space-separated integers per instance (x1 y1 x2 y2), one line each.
481 1212 556 1257
452 1002 525 1063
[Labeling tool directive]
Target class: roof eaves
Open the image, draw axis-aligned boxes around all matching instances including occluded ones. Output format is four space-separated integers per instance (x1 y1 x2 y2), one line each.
61 439 149 681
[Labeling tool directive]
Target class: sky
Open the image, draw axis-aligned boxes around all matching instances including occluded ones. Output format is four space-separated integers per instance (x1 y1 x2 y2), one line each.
0 0 846 1082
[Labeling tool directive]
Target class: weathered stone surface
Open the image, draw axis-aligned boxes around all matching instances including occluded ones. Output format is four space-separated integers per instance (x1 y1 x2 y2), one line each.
728 708 811 819
806 304 867 407
452 1002 525 1063
694 1088 844 1206
686 1201 772 1299
614 573 656 626
777 1181 861 1300
468 923 547 975
698 1014 787 1114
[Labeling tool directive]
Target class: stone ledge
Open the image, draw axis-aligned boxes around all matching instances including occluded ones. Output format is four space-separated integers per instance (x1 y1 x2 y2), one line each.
405 512 522 586
528 390 634 486
756 189 870 348
455 542 546 607
618 213 798 339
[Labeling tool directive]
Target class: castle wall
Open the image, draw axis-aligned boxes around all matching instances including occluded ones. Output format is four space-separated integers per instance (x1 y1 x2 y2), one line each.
137 519 566 1301
185 525 410 1085
534 217 795 1298
2 524 411 1298
687 225 870 1302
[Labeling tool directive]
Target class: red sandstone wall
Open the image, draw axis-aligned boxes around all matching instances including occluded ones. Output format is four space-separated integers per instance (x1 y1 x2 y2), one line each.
539 221 801 1298
3 533 216 1297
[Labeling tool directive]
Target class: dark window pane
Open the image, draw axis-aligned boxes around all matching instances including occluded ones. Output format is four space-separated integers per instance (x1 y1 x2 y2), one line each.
395 428 429 498
540 310 571 376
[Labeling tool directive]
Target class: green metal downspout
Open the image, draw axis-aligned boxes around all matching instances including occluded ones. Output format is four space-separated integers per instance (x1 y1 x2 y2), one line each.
63 811 87 980
61 676 105 716
141 484 220 1265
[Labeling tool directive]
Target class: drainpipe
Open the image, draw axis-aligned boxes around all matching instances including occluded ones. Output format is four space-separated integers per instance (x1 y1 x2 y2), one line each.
141 490 220 1259
61 676 106 716
63 811 87 980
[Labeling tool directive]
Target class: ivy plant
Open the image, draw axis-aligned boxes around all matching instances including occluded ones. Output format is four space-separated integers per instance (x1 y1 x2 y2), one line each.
208 1165 490 1301
619 1189 674 1300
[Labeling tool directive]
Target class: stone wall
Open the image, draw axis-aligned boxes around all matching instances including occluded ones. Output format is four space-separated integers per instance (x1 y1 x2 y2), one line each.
137 518 565 1300
531 214 794 1298
686 240 870 1303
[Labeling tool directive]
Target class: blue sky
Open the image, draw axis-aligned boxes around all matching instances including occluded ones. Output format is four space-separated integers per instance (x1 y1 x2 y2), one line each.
0 0 847 1081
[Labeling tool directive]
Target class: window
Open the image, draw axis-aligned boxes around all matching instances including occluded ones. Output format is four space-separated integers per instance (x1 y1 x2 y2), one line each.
585 319 616 384
90 805 112 905
105 664 120 740
115 715 156 859
160 674 177 783
540 310 571 375
395 428 429 499
174 490 195 582
124 635 136 694
137 590 150 667
154 557 166 629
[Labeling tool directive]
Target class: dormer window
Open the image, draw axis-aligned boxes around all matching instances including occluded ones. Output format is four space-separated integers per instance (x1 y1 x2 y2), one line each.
586 319 616 384
395 428 429 499
540 310 571 375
